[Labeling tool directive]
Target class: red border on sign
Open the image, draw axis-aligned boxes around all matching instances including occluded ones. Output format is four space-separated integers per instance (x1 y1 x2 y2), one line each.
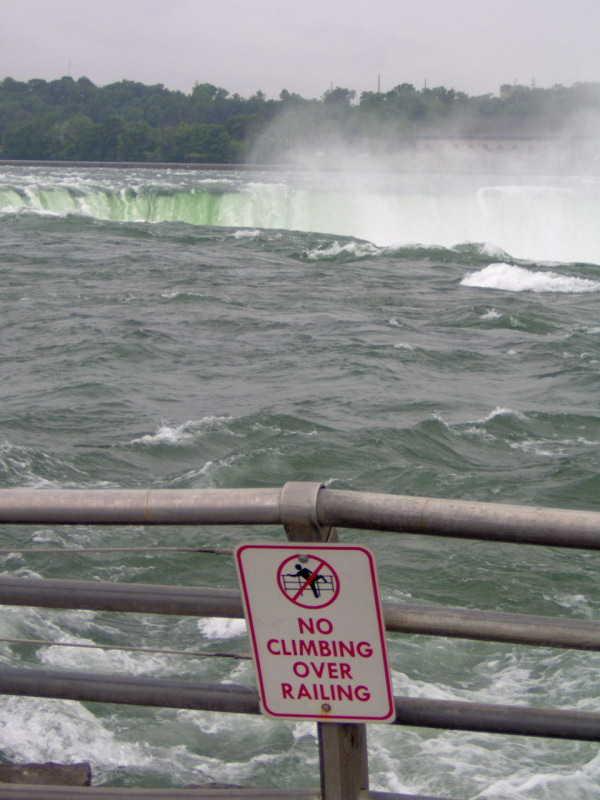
235 543 395 723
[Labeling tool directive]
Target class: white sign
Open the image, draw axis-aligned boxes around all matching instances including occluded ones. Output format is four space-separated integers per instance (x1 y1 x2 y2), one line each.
234 542 395 723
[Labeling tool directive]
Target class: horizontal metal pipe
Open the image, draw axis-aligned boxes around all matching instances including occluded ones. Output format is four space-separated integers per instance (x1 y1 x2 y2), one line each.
0 488 282 526
0 790 455 800
0 668 260 714
2 667 600 741
2 485 600 551
369 794 459 800
0 789 454 800
0 576 244 618
0 787 319 799
3 575 600 652
318 489 600 549
384 603 600 650
392 695 600 740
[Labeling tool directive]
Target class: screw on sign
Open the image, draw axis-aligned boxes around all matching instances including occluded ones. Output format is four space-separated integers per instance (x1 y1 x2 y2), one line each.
277 553 340 609
234 543 395 723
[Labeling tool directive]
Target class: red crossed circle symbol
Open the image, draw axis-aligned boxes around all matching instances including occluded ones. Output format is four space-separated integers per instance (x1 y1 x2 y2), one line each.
276 554 340 609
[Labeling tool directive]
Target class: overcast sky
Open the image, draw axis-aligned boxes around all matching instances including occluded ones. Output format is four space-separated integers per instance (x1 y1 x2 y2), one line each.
2 0 599 99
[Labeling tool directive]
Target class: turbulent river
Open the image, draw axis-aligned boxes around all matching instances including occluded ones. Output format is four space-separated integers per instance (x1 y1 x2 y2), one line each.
1 163 600 798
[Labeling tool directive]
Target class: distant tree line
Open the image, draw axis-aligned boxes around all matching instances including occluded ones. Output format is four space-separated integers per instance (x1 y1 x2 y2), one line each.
0 76 599 163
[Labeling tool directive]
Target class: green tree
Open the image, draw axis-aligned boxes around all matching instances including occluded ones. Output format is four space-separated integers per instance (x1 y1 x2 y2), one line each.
50 114 97 159
94 116 125 160
279 89 306 105
323 87 356 105
225 113 261 142
117 120 153 161
3 118 52 159
185 123 237 163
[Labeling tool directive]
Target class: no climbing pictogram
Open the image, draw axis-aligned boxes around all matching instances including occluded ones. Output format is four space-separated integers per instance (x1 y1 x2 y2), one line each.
276 554 340 609
235 543 395 722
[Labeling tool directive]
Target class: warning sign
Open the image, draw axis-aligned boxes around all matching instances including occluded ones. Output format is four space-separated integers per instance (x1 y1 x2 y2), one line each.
234 543 395 723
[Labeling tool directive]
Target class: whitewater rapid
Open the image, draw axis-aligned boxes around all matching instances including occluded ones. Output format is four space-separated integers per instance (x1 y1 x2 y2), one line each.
1 166 600 264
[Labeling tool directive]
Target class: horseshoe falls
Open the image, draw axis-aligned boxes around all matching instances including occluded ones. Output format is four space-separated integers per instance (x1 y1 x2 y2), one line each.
2 166 600 263
1 162 600 799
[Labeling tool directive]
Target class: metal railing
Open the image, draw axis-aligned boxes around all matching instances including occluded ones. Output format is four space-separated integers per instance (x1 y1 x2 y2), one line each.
1 482 600 800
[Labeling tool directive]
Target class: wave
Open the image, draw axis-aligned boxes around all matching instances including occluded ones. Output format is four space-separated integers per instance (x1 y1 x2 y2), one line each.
2 167 600 264
300 240 515 265
302 240 381 260
461 263 600 293
128 417 234 446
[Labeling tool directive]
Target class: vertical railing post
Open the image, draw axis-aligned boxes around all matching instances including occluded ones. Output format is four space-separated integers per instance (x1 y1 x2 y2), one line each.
280 482 369 800
318 722 369 800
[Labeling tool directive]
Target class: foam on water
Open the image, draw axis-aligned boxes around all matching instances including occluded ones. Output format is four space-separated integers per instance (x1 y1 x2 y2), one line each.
129 417 234 446
478 242 509 258
197 618 247 641
3 166 600 263
545 593 594 616
0 438 84 488
38 640 178 677
230 228 261 239
303 240 381 260
461 263 600 293
483 406 527 423
0 696 251 787
481 308 502 320
0 696 153 770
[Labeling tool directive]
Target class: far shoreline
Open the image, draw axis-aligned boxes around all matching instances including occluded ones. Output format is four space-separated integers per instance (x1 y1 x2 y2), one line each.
1 152 598 177
0 159 282 171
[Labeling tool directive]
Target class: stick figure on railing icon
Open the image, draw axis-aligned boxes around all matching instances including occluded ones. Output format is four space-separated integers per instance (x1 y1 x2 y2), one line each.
286 564 328 598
